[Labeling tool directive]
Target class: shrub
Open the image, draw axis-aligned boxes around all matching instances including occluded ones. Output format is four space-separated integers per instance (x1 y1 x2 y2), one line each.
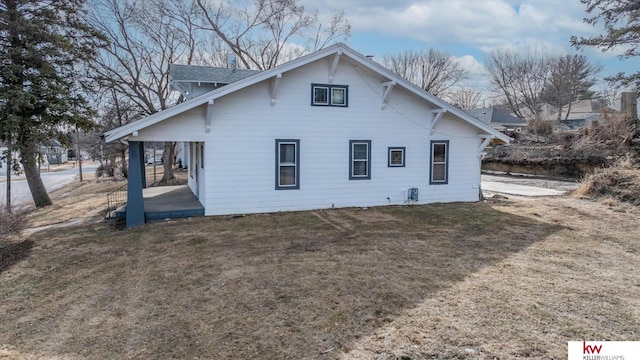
0 207 27 237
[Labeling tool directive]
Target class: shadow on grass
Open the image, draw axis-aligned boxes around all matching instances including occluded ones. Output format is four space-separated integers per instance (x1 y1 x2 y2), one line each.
0 202 565 359
0 239 34 274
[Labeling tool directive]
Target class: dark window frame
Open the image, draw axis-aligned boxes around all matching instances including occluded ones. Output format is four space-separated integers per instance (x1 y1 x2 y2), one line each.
430 140 449 184
275 139 300 190
388 146 406 167
349 140 371 180
311 84 349 107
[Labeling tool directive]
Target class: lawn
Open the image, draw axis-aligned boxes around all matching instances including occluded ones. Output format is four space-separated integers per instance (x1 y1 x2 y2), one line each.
1 179 639 359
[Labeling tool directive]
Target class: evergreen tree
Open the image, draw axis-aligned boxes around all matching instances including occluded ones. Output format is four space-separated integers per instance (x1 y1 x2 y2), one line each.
0 0 105 207
571 0 640 87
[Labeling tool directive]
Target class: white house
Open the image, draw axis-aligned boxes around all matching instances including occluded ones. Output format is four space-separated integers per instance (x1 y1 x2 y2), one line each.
104 43 510 228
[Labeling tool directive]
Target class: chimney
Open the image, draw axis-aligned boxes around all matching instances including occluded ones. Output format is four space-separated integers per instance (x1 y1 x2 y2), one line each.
226 54 237 69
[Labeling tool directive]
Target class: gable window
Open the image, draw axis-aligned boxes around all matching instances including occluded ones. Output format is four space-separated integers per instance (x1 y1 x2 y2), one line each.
312 84 348 107
430 140 449 184
388 147 405 167
276 139 300 190
349 140 371 180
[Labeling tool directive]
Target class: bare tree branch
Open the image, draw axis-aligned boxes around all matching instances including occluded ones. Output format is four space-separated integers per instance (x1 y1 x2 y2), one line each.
382 49 467 98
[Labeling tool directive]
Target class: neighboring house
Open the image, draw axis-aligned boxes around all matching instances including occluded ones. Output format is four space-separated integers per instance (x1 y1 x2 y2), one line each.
105 43 510 228
0 145 7 171
0 145 21 173
550 99 613 130
466 107 528 135
41 139 68 165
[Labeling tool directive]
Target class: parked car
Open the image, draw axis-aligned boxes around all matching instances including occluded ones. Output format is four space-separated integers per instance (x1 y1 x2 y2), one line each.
146 156 162 165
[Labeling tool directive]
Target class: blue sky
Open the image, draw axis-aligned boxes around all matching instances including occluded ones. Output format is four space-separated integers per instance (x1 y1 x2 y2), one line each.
304 0 637 96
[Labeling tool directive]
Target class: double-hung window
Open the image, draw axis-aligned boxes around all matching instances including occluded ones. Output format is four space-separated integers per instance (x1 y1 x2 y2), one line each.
312 84 348 107
349 140 371 180
430 140 449 184
276 139 300 190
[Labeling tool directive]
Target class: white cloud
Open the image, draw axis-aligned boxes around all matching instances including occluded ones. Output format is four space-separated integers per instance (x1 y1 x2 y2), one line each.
453 54 487 89
306 0 602 56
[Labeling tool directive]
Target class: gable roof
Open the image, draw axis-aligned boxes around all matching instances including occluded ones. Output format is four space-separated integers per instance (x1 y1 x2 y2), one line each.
105 43 510 143
467 107 526 125
170 64 261 84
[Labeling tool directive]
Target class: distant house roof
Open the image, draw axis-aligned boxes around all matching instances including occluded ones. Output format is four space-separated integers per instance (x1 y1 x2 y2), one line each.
466 107 526 127
42 139 63 148
169 64 261 85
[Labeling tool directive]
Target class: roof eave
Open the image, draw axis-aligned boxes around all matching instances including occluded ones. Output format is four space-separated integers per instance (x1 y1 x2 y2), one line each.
105 43 510 144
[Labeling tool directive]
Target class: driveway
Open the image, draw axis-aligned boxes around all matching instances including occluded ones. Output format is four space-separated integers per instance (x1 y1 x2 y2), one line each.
481 173 580 197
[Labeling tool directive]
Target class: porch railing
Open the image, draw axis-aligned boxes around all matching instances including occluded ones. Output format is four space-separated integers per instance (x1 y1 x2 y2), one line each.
106 184 127 219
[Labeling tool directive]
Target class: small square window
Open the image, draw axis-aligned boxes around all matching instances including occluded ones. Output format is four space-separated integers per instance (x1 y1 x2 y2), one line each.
331 88 346 106
388 147 405 167
313 87 329 105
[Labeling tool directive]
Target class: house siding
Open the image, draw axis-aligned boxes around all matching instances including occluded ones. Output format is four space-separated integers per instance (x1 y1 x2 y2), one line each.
133 59 482 216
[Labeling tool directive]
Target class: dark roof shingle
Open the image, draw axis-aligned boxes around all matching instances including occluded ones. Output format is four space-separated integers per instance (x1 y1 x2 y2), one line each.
170 64 261 84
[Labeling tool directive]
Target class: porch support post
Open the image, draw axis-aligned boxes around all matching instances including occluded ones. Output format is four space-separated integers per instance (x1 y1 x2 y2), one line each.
126 140 145 229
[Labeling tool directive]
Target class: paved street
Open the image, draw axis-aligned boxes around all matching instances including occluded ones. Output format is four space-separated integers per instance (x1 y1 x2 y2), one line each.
0 162 99 206
1 164 580 208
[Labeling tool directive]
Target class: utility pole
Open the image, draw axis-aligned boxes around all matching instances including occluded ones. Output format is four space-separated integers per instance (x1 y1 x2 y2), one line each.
5 133 11 213
76 125 83 181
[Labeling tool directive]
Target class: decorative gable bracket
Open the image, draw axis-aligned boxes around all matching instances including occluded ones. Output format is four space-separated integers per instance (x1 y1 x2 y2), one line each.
205 99 214 133
477 134 495 158
270 73 282 106
328 50 342 83
381 80 396 110
429 109 447 134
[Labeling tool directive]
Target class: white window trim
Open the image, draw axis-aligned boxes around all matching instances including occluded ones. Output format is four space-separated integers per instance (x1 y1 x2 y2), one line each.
388 147 405 167
350 140 371 180
276 139 300 190
312 86 329 105
430 140 449 184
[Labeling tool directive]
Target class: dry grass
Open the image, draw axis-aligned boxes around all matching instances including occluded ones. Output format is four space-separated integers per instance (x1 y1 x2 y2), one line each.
576 156 640 207
1 180 639 359
24 173 126 228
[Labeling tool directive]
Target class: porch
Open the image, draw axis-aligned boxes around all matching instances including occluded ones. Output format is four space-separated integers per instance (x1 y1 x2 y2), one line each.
115 185 204 222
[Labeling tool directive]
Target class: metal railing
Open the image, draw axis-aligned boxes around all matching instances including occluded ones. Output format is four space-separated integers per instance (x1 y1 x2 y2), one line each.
106 184 127 219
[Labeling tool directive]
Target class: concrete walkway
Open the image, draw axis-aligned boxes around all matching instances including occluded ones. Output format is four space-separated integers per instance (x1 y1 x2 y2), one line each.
481 174 580 197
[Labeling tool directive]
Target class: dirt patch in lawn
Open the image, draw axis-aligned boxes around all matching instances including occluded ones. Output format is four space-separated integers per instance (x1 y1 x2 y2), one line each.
1 182 639 359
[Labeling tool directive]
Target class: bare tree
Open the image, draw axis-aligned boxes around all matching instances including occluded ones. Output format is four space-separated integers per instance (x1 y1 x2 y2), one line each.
382 49 467 98
486 49 553 120
195 0 350 70
542 54 601 120
88 0 203 183
448 87 483 110
99 88 144 175
89 0 350 183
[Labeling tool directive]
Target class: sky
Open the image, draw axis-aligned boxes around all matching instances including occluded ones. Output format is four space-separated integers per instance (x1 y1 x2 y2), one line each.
303 0 637 101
